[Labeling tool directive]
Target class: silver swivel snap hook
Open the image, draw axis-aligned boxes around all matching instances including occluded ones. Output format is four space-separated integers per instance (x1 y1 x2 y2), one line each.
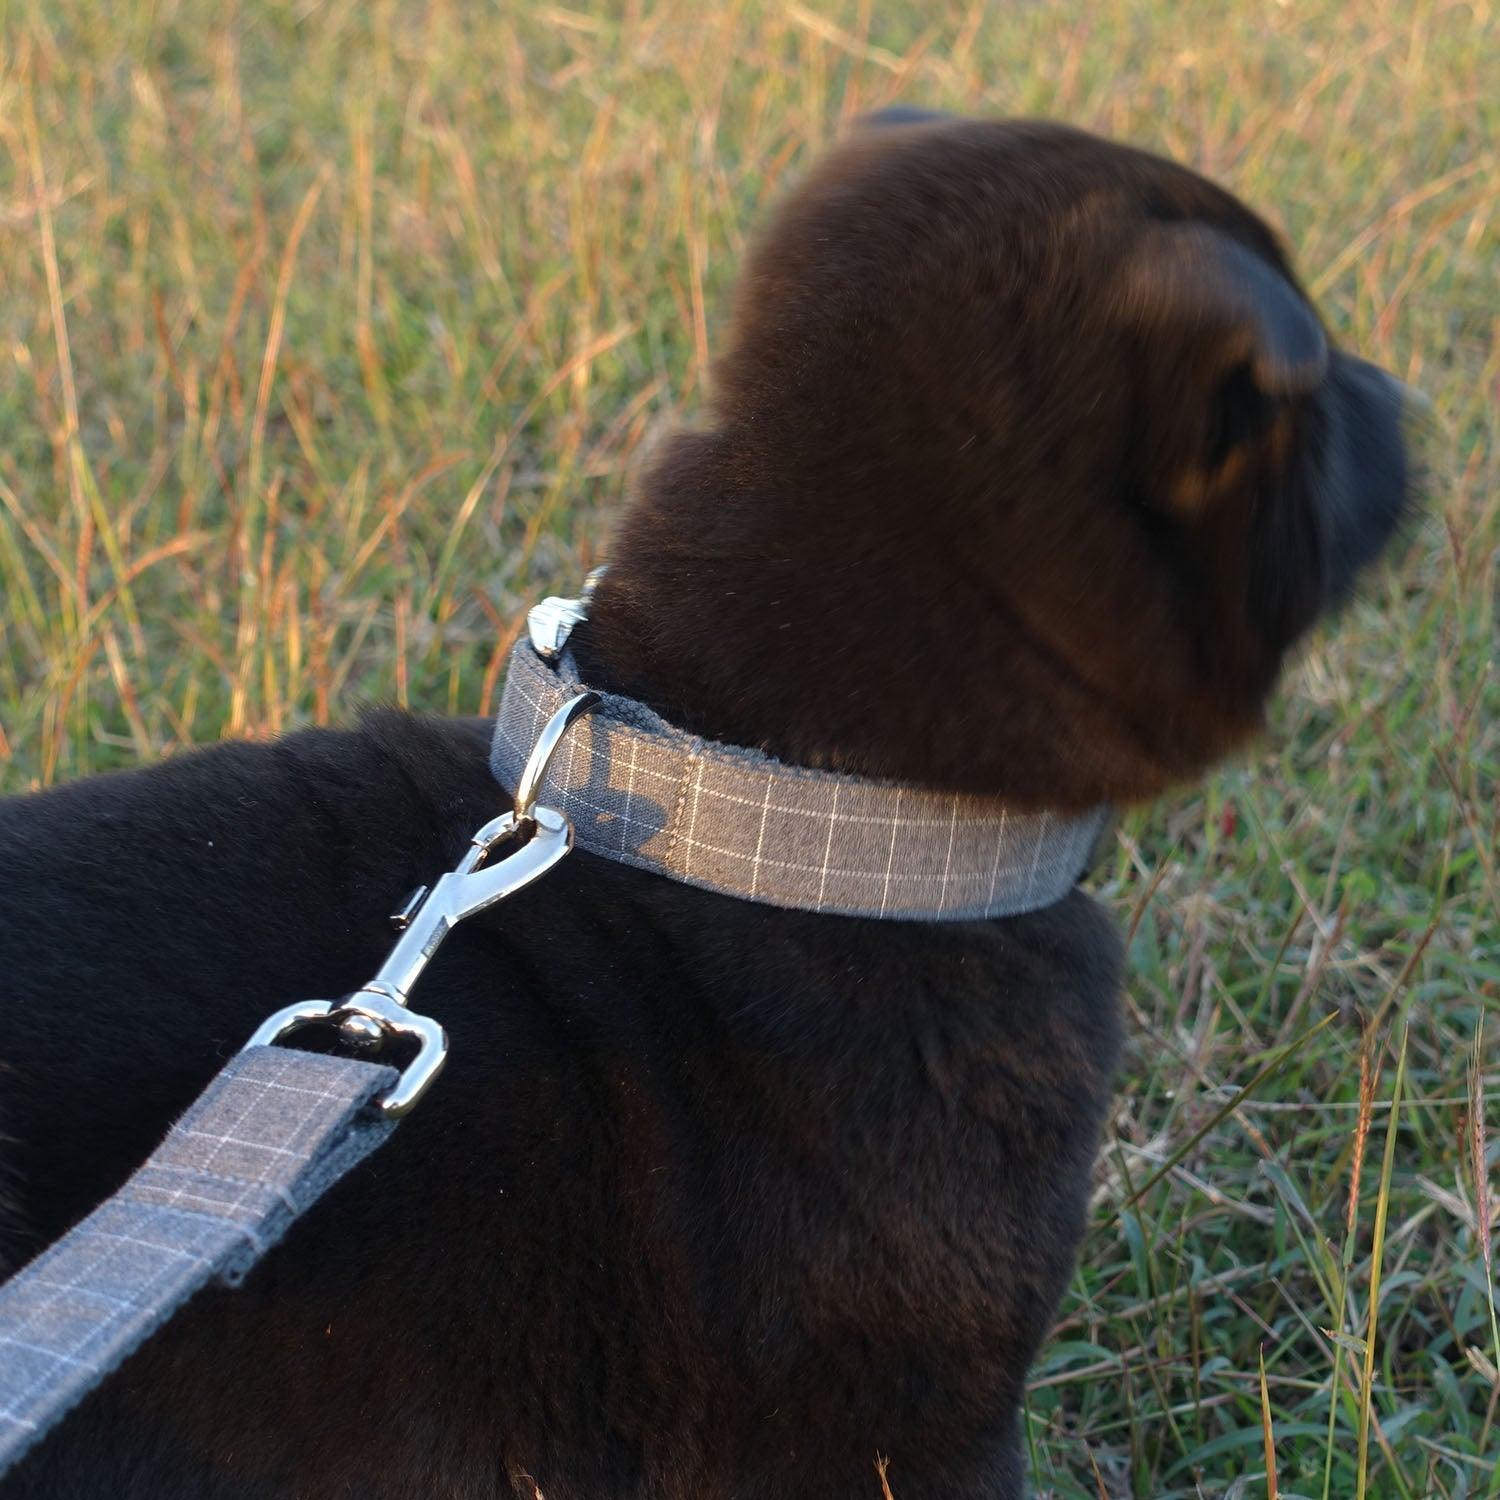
244 687 602 1117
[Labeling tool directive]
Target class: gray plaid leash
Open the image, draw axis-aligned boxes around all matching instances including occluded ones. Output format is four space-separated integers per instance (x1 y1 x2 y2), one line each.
492 639 1110 921
0 705 593 1480
0 1047 398 1473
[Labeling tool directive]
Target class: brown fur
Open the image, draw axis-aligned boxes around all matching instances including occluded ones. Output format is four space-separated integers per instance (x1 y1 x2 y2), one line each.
577 119 1406 810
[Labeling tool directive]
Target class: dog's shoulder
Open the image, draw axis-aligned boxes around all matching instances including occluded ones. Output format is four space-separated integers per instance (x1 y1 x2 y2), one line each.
2 710 504 904
0 711 503 1255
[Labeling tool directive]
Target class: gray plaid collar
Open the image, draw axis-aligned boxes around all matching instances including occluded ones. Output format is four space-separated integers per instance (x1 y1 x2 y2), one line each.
489 641 1108 922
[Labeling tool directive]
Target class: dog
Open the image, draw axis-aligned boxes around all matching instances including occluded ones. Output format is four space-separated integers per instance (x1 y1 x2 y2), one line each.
0 116 1410 1498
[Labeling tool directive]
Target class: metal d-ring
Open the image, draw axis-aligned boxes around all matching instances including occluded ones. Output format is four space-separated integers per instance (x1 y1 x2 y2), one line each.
243 991 448 1118
512 689 601 828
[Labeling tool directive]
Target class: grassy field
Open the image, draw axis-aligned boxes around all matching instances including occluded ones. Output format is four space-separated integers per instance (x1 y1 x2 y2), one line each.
1 0 1497 1494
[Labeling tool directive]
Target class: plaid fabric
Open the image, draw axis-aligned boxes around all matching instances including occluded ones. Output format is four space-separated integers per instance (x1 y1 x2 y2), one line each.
491 642 1109 921
0 1046 397 1474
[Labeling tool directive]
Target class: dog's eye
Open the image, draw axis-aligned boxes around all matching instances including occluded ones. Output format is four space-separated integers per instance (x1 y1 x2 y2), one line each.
1206 361 1275 470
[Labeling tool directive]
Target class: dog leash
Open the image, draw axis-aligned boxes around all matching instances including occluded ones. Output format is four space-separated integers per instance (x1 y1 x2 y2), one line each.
0 688 600 1477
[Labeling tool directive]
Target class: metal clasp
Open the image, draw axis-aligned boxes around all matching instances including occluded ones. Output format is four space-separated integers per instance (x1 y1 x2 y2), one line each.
244 688 601 1117
526 565 606 663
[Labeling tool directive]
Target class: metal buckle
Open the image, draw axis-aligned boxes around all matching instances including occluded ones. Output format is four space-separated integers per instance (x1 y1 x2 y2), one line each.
244 688 601 1117
526 565 606 663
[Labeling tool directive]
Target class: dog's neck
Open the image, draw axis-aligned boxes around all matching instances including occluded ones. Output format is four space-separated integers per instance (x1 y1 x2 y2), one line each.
503 448 1129 916
568 469 1196 815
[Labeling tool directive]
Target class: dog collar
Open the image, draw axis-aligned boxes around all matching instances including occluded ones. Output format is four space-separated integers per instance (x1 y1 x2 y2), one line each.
489 598 1108 922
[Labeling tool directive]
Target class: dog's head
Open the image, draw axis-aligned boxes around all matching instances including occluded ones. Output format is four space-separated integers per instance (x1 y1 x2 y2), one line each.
584 118 1414 809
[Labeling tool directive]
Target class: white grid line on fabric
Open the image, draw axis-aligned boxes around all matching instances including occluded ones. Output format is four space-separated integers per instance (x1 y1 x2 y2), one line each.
593 757 994 827
177 1127 298 1160
664 829 1040 888
621 734 638 855
938 795 958 908
749 771 773 899
132 1195 255 1225
535 675 548 741
681 755 705 881
815 781 838 913
1023 812 1049 906
0 1337 86 1367
76 1228 217 1270
878 788 904 919
5 1276 132 1318
565 707 583 798
221 1072 384 1105
192 1058 350 1196
130 1175 271 1220
566 764 999 832
986 808 1009 908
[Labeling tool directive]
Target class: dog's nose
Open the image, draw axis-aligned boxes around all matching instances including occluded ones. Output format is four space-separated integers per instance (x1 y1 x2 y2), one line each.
1395 378 1431 413
1345 356 1425 417
1338 357 1433 461
1359 361 1436 466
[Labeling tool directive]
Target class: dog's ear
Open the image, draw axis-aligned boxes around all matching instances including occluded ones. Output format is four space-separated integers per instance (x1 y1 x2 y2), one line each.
1115 224 1327 515
1115 223 1328 396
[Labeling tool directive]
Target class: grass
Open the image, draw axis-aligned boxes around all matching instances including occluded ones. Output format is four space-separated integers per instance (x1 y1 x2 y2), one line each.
1 0 1496 1493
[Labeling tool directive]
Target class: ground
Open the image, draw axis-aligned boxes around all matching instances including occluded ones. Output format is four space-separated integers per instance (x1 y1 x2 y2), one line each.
0 2 1496 1495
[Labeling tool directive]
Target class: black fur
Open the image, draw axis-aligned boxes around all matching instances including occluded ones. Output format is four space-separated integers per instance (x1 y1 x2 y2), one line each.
0 715 1120 1498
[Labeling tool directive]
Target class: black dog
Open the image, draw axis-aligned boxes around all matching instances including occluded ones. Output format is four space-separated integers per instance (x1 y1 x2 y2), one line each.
0 118 1409 1497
